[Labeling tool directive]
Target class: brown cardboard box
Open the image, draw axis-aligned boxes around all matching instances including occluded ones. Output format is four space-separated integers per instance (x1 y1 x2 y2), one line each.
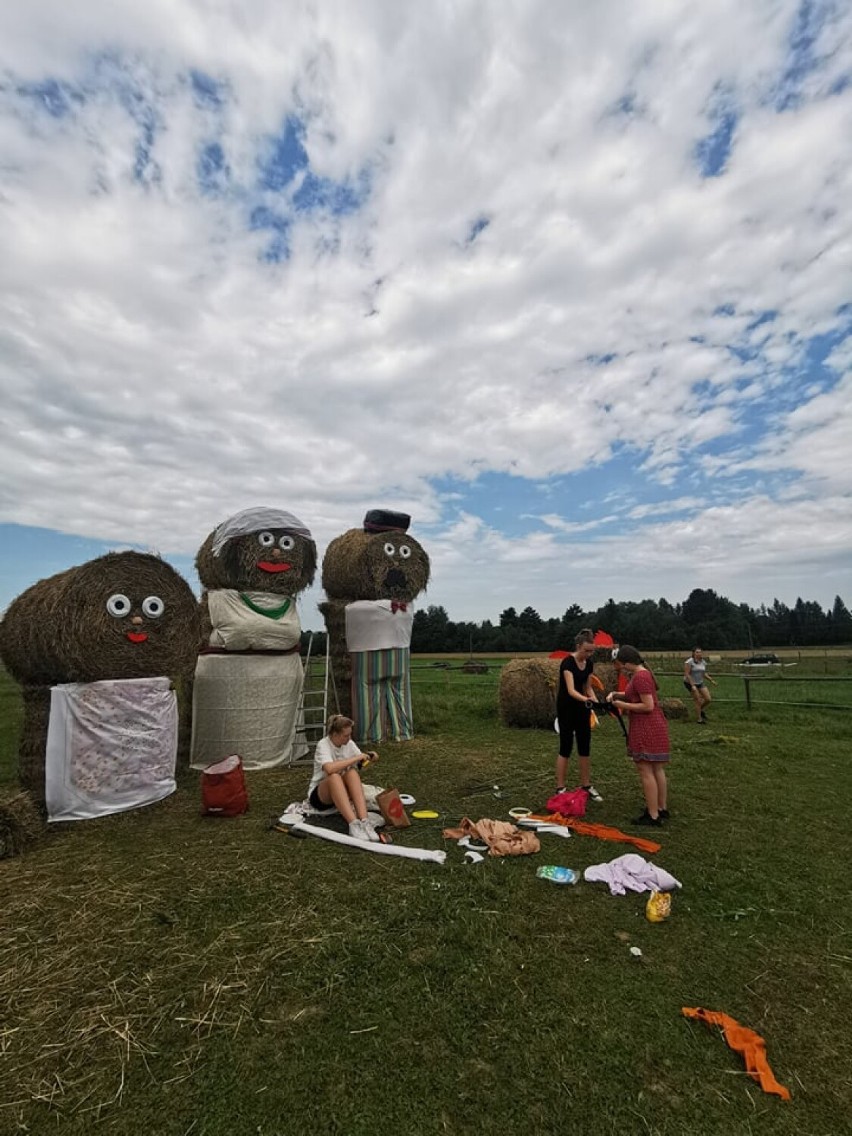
376 786 411 828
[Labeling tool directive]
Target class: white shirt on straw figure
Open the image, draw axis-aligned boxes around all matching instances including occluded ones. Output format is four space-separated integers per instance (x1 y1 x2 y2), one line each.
190 506 317 770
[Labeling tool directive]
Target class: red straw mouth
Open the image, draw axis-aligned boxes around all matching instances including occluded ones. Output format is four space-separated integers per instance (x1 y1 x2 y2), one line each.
257 561 291 573
126 632 148 643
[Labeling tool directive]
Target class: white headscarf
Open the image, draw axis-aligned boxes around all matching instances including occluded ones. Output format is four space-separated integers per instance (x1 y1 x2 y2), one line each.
211 507 313 557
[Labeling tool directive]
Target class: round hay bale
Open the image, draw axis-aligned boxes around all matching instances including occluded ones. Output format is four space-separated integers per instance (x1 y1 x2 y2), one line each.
498 659 561 728
0 790 45 859
322 528 430 602
461 660 489 674
0 552 200 686
660 697 688 720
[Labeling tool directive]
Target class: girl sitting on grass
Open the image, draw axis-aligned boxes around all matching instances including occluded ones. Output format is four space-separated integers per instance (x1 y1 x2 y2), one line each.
307 714 382 842
607 646 670 827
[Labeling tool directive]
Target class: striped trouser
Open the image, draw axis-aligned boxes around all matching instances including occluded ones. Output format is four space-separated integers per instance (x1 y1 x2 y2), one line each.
350 648 413 743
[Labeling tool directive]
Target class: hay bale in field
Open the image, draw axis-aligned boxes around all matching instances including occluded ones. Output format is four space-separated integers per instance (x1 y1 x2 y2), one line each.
498 659 561 728
0 554 200 803
461 660 489 674
191 507 317 770
320 510 430 742
0 552 199 686
660 697 688 720
0 790 45 859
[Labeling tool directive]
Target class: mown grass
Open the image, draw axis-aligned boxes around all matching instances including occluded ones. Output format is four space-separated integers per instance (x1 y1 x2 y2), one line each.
1 663 851 1135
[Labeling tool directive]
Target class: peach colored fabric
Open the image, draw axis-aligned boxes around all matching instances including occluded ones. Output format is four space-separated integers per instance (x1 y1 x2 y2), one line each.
442 817 540 856
528 813 662 854
681 1008 791 1101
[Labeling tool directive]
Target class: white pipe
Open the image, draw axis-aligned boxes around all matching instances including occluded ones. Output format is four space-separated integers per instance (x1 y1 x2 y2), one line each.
291 821 446 864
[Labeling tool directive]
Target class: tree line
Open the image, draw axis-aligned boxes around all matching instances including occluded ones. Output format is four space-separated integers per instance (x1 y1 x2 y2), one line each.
405 589 852 653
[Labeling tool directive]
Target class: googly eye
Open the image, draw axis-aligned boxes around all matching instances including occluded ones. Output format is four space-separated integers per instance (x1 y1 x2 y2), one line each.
383 542 395 557
142 595 165 618
278 535 295 551
611 648 619 660
399 545 411 559
106 594 132 618
258 531 275 548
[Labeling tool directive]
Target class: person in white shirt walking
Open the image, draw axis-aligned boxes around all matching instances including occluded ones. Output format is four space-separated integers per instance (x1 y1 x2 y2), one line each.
683 647 717 723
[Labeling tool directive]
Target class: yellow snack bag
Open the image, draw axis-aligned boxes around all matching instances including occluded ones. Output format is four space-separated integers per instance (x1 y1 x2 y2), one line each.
646 890 671 922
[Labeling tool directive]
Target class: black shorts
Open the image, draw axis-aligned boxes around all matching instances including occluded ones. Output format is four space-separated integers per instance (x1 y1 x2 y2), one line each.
683 680 704 693
308 784 327 810
557 714 591 758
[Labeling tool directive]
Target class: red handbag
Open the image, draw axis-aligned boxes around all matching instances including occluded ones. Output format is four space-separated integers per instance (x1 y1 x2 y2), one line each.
200 755 249 817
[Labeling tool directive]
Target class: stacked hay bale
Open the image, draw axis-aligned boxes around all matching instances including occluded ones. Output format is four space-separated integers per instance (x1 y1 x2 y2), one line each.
190 507 317 770
320 510 430 742
0 552 199 809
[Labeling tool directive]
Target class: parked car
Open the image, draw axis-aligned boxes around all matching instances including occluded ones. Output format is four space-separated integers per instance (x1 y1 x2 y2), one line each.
738 653 781 666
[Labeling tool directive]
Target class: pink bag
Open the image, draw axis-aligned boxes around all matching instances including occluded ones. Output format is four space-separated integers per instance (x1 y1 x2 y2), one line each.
545 788 589 817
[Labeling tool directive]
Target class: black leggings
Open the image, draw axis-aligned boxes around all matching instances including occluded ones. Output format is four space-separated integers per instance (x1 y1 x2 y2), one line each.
557 714 591 757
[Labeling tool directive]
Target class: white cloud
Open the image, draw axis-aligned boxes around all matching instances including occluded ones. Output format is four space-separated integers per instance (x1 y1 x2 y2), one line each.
0 1 851 618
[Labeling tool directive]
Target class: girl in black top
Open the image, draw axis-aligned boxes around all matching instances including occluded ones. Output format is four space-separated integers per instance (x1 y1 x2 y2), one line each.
555 628 602 802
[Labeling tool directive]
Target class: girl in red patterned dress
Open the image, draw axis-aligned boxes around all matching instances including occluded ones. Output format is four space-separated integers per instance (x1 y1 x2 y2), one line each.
607 645 670 827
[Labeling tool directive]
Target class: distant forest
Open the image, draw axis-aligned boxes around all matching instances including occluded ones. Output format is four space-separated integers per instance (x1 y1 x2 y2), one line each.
301 589 852 654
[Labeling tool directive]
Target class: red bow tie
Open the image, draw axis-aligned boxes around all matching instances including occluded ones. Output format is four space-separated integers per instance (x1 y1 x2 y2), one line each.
391 601 408 613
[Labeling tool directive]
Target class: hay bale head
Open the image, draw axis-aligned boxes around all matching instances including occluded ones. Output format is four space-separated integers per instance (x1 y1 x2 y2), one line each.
196 507 317 595
0 552 199 686
498 658 561 729
322 510 430 603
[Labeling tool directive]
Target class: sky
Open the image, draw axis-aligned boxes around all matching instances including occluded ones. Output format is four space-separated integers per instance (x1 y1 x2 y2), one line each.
1 0 851 629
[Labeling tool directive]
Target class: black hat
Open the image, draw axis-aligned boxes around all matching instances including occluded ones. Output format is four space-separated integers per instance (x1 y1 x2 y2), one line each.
363 509 411 533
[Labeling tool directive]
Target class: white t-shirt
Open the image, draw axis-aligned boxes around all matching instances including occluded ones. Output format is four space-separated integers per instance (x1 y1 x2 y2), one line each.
684 657 708 685
308 735 362 795
345 600 414 652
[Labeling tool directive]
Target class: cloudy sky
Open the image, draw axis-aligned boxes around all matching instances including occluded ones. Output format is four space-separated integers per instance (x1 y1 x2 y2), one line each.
1 0 851 627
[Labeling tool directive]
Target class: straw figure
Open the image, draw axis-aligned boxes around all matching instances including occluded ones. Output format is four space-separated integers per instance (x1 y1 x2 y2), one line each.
320 509 430 742
190 506 317 770
0 552 199 806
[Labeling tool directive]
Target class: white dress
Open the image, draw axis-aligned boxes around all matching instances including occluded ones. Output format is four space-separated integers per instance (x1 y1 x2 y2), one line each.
190 590 307 771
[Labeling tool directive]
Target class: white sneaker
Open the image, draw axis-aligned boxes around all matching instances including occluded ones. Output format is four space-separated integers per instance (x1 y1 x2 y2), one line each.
349 819 380 843
584 785 604 803
364 813 385 830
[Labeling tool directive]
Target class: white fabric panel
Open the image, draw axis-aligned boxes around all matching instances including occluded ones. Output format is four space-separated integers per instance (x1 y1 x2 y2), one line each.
345 600 414 652
45 678 177 823
190 652 306 770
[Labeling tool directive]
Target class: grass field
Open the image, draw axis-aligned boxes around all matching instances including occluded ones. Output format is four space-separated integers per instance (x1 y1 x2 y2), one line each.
1 661 851 1136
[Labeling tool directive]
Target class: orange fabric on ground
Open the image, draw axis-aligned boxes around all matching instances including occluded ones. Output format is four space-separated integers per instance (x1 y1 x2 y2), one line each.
528 813 662 854
681 1007 791 1101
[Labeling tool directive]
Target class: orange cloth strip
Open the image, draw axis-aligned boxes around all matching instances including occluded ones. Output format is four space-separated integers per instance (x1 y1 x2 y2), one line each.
528 813 661 854
681 1008 791 1101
